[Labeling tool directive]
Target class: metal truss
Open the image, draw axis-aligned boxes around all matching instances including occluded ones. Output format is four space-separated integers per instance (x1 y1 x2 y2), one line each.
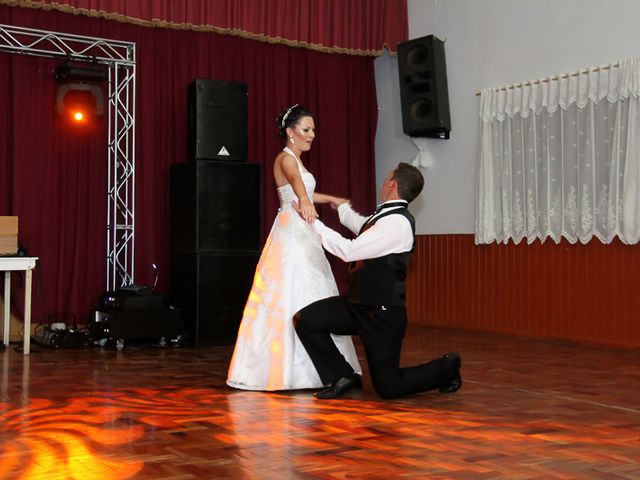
0 23 136 290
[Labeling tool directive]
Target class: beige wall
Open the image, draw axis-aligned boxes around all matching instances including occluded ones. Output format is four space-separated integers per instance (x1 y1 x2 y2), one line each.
375 0 640 234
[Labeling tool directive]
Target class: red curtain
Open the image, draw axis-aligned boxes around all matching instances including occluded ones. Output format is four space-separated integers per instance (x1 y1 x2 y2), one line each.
0 4 378 324
6 0 408 55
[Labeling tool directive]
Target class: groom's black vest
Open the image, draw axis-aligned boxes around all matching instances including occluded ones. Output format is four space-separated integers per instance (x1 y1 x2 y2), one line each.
346 207 416 307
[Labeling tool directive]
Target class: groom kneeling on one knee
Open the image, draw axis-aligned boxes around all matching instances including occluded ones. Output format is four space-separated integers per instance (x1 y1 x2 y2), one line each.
293 162 462 400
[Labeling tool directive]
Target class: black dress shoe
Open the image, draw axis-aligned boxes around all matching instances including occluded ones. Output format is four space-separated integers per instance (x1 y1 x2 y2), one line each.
439 352 462 393
315 375 363 399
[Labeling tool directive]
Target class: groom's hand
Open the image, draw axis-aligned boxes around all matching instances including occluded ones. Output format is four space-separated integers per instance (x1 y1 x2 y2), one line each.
329 197 349 210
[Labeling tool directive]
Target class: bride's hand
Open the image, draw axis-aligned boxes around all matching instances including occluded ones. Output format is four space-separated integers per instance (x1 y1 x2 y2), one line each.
300 198 318 225
298 197 318 224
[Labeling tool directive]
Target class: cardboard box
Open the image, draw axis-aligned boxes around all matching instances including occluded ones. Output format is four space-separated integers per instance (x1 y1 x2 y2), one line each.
0 216 18 255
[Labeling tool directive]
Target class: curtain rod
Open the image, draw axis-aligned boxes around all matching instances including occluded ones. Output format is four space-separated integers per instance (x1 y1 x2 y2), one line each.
475 63 618 96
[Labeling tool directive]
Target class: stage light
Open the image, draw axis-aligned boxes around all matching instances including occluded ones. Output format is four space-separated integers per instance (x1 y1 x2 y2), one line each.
57 85 103 125
55 62 106 127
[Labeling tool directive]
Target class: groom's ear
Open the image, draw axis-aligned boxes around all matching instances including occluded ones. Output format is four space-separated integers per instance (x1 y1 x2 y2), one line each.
390 178 400 197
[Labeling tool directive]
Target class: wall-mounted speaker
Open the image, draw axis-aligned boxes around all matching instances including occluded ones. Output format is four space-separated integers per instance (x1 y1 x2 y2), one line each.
397 35 451 139
170 161 261 253
188 79 248 161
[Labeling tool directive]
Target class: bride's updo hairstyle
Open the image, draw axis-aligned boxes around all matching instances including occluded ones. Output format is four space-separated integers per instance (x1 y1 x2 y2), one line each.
277 104 313 138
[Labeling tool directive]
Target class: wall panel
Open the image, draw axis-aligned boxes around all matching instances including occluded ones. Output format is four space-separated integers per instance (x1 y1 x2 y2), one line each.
406 235 640 349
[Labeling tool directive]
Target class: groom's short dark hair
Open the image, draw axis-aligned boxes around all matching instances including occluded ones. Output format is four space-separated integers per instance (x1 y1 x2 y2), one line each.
392 163 424 203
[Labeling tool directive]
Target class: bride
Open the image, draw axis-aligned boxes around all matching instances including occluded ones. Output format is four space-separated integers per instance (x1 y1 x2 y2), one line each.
227 104 362 390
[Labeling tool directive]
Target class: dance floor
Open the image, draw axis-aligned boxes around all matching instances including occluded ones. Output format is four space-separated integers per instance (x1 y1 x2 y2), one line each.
0 325 638 479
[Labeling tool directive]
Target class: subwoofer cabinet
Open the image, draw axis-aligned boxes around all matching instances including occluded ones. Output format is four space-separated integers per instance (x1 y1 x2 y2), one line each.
169 161 261 253
170 252 260 346
169 160 262 346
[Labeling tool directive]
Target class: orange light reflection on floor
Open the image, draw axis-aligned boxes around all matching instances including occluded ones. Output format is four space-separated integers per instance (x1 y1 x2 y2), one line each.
1 384 637 478
0 396 145 480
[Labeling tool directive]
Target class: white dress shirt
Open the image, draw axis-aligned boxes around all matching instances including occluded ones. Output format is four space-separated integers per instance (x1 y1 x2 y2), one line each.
312 200 413 262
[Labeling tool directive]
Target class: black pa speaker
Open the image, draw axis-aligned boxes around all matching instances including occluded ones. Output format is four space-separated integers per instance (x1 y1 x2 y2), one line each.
170 161 261 253
91 309 182 343
397 35 451 139
170 252 260 346
188 79 248 161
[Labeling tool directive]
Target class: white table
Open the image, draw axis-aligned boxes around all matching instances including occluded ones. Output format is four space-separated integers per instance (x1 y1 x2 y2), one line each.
1 257 38 354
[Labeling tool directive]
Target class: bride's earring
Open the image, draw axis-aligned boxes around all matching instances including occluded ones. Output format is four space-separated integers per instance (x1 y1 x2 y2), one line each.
289 136 295 145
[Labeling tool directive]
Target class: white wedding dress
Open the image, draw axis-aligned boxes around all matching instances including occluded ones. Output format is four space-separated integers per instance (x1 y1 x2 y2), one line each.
227 148 362 390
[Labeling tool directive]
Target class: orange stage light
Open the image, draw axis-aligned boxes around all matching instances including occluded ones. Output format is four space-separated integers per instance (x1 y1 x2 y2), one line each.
57 87 102 127
55 63 106 128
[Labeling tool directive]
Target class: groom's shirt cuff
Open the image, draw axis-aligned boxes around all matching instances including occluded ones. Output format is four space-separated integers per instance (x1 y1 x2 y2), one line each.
337 202 367 235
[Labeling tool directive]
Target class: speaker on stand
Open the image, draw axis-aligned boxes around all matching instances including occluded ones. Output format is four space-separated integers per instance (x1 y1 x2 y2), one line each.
170 79 261 347
397 35 451 139
188 79 248 161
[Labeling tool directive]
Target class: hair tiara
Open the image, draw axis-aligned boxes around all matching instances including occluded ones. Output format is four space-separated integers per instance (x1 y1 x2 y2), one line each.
281 104 298 128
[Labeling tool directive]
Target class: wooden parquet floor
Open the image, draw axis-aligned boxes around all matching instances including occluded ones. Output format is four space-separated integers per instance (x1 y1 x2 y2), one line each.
0 325 638 479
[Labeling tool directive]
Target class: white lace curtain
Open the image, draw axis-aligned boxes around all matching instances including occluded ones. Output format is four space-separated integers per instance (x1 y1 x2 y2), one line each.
475 58 640 245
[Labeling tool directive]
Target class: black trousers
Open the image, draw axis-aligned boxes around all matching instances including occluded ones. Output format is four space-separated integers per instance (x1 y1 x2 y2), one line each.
294 296 453 399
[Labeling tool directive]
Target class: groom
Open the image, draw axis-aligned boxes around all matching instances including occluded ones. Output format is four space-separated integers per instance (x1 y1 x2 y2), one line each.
294 162 461 399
